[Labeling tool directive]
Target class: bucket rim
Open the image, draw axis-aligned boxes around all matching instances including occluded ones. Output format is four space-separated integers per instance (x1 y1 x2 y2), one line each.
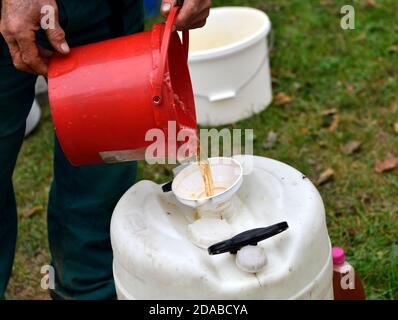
188 7 271 62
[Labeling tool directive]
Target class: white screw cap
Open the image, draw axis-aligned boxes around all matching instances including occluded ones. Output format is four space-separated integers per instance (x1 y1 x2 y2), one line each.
236 245 267 273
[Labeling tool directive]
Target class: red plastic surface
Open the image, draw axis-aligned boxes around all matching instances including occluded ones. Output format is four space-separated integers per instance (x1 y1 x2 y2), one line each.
48 7 197 166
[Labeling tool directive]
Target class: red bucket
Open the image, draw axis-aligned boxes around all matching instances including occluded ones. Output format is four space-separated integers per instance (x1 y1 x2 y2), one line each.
48 7 197 166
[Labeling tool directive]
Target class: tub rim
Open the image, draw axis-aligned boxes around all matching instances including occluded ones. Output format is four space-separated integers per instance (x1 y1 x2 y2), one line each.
188 7 272 62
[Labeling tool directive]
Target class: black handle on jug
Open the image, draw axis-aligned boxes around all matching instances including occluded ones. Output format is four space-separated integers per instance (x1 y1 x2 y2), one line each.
162 180 173 193
208 222 289 255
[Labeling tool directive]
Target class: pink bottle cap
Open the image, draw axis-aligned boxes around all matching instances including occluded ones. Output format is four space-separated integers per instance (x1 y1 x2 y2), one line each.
332 247 346 265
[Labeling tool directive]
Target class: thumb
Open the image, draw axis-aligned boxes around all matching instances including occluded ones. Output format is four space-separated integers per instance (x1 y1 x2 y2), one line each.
160 0 176 17
45 15 69 54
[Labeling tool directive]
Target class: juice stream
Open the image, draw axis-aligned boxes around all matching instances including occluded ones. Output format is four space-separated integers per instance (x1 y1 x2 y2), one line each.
197 144 215 197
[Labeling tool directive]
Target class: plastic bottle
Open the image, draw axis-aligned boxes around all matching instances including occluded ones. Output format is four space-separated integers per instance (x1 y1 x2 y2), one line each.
332 247 366 300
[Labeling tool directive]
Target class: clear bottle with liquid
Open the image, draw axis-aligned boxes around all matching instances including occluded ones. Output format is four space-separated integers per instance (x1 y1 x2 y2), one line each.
332 246 366 300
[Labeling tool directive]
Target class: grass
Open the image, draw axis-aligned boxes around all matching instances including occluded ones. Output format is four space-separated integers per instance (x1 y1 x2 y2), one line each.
6 0 398 299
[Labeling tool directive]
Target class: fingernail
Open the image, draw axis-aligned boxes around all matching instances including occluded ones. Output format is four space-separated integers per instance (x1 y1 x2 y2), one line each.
60 42 70 54
162 3 171 12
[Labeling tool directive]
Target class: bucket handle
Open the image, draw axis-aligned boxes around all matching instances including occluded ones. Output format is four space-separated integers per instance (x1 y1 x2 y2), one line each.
153 5 189 105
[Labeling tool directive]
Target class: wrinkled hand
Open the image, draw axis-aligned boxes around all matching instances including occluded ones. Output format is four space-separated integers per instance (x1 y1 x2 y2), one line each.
0 0 70 75
161 0 211 30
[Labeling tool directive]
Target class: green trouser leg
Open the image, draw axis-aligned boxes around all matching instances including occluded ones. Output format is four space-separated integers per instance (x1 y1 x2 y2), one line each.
45 2 143 300
48 141 137 300
0 52 37 298
0 0 144 299
45 0 143 300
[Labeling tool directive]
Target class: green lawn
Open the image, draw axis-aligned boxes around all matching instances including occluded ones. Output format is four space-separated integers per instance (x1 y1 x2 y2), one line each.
7 0 398 299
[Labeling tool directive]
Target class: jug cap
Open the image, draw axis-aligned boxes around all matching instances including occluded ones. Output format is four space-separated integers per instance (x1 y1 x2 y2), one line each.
236 245 267 273
332 247 346 265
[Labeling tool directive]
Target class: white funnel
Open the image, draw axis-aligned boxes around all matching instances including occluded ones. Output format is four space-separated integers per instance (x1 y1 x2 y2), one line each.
172 157 243 216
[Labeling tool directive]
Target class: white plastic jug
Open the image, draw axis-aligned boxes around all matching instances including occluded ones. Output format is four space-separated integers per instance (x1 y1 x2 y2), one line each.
111 156 333 299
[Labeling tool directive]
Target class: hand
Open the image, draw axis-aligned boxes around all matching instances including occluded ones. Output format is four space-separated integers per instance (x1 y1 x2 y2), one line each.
160 0 211 31
0 0 70 75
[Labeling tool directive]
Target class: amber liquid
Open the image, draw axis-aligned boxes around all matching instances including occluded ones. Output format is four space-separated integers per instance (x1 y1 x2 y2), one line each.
333 270 366 300
196 144 215 197
198 187 226 199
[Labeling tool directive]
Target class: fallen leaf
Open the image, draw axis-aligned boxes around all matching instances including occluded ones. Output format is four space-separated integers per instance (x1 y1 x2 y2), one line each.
300 127 309 135
316 168 335 186
321 108 338 116
388 45 398 53
329 115 340 132
275 92 293 106
263 131 278 149
282 70 295 78
341 140 362 155
347 85 355 93
319 140 327 148
356 33 367 41
21 205 44 220
363 0 377 8
374 158 398 173
320 0 332 5
376 78 385 86
394 122 398 134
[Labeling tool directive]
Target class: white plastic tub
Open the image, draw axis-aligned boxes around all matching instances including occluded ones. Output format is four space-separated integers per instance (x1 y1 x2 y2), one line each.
35 76 48 94
25 99 41 137
188 7 273 126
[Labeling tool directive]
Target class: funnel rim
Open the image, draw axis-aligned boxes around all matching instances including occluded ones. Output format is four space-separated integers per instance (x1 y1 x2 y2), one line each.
172 156 243 203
